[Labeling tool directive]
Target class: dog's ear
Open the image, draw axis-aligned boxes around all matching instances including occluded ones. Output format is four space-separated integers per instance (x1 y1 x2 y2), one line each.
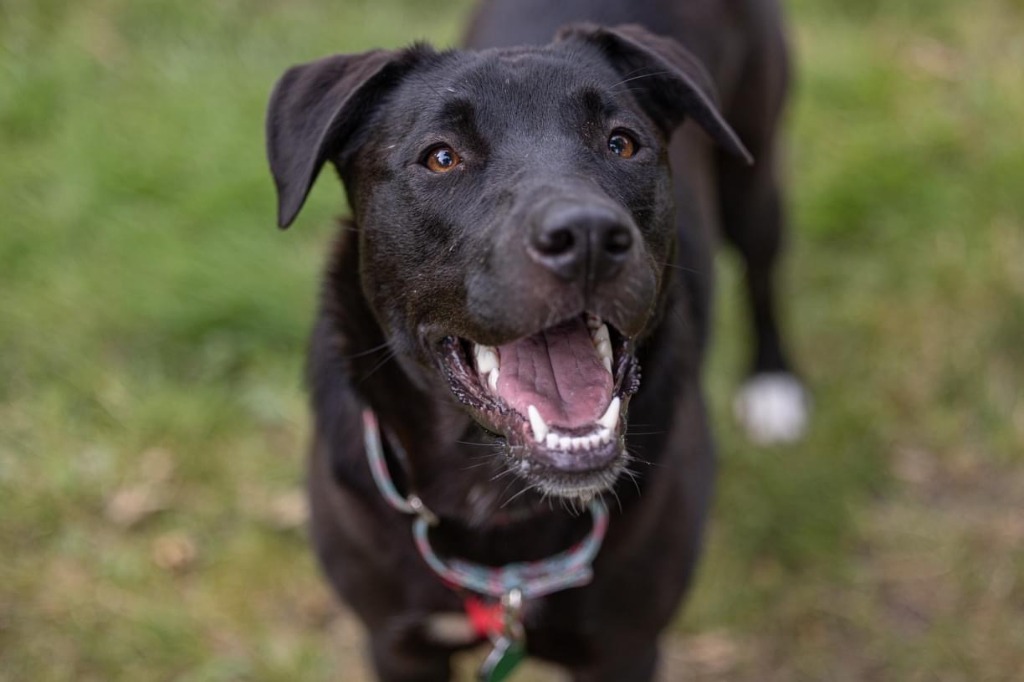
266 48 427 228
556 23 753 164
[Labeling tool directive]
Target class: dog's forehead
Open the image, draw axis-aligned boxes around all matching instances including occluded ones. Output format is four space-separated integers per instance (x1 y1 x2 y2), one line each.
461 46 613 90
400 46 625 128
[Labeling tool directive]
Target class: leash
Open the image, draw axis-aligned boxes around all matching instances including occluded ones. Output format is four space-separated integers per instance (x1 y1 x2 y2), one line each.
361 408 609 680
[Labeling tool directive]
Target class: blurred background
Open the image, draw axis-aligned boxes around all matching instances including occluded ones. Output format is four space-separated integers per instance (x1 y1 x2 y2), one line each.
1 0 1022 679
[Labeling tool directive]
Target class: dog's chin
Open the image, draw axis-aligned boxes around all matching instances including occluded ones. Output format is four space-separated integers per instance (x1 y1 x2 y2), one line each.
437 313 641 501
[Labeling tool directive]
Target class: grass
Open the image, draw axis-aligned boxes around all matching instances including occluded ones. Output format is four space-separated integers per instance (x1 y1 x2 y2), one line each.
1 0 1022 679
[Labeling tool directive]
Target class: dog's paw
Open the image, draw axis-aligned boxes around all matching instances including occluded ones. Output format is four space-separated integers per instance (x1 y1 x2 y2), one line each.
733 372 809 445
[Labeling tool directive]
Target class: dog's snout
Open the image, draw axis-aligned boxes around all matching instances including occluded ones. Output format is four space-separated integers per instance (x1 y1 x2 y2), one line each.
529 204 635 283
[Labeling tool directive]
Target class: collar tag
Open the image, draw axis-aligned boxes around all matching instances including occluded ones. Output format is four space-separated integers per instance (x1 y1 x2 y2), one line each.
478 588 526 681
479 635 526 682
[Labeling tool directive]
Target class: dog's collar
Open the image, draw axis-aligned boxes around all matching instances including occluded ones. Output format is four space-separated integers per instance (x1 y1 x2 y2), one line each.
361 408 609 601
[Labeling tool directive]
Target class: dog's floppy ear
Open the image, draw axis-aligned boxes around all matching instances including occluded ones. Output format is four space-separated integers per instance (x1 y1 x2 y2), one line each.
556 23 753 164
265 48 426 228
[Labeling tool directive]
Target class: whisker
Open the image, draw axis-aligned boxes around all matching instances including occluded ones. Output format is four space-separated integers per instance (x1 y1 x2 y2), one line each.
461 459 499 472
606 486 623 513
489 467 518 483
609 69 674 89
654 260 702 275
498 471 535 506
625 450 661 468
342 341 392 360
455 439 496 448
359 348 398 381
621 467 643 497
608 64 657 86
501 482 537 508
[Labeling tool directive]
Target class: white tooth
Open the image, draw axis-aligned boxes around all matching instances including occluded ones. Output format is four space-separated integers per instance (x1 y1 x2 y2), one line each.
592 325 613 373
487 368 499 391
598 397 620 431
597 342 612 374
559 436 572 450
546 433 559 449
526 405 548 443
589 434 602 448
474 344 499 375
586 314 602 330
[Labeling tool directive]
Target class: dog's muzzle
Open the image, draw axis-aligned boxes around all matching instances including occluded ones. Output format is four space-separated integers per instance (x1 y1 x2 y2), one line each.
438 313 641 500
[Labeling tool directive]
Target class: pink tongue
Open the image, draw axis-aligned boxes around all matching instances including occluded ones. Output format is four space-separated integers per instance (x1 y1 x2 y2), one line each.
494 317 613 429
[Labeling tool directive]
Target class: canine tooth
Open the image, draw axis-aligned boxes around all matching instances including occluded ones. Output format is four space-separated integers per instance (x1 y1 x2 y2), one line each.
586 314 603 331
474 344 499 375
597 342 612 373
598 427 612 443
589 434 601 448
546 433 559 449
487 368 499 391
598 397 620 431
559 436 572 450
526 405 548 443
592 324 613 373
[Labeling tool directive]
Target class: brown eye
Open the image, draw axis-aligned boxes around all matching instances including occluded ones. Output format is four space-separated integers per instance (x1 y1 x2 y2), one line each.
424 145 462 173
608 131 638 159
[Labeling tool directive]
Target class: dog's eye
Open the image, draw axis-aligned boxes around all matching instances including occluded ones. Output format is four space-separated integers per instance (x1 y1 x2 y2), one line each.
608 131 638 159
424 145 462 173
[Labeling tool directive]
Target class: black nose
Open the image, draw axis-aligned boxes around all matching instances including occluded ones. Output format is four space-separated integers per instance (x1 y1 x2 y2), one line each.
528 204 635 283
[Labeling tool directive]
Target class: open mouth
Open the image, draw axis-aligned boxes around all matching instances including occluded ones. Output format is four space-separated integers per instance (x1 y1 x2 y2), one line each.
439 313 641 500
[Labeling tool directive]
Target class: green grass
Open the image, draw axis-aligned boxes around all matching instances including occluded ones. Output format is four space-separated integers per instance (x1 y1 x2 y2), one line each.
1 0 1022 679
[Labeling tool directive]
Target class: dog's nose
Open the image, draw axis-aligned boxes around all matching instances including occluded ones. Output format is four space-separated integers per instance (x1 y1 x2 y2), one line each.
529 204 634 283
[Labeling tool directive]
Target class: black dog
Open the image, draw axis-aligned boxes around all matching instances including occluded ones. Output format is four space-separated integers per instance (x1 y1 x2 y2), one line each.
265 1 803 679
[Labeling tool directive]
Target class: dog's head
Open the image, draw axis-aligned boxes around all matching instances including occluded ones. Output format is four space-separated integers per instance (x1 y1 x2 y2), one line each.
266 24 749 500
